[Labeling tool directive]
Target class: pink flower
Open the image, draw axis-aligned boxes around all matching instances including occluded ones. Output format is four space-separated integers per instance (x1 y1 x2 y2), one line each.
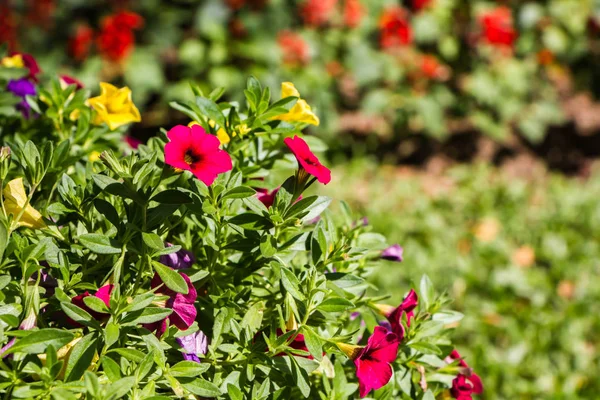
59 75 84 90
379 7 412 49
381 244 403 262
284 136 331 185
164 124 233 186
447 350 483 399
177 330 208 363
299 0 337 27
126 136 142 149
376 289 418 339
69 284 114 325
354 326 400 398
144 272 197 338
256 187 302 208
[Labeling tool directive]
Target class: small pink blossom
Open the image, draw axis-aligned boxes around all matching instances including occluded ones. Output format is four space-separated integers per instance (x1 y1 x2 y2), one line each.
165 124 233 186
354 326 400 397
284 135 331 184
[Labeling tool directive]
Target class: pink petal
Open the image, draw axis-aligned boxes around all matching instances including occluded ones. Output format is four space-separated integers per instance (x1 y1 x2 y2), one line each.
170 300 197 330
191 168 218 186
365 326 399 363
199 149 233 173
95 284 114 307
167 125 193 144
470 373 483 394
165 141 192 171
355 358 393 398
189 124 221 153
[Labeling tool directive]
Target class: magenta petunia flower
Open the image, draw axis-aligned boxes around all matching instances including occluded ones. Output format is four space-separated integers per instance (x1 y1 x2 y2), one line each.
177 330 208 363
381 244 403 262
68 284 113 327
256 188 277 208
144 272 197 338
447 350 483 399
0 311 36 358
160 243 195 270
274 329 314 359
164 124 232 186
284 135 331 185
354 326 400 398
376 289 418 339
126 135 142 149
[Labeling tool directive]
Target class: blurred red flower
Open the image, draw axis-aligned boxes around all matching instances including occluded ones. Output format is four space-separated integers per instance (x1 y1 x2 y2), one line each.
412 0 434 11
300 0 337 27
69 24 94 62
278 31 310 66
26 0 56 28
97 11 144 62
0 5 18 52
419 54 449 80
479 7 517 48
343 0 364 28
379 7 412 49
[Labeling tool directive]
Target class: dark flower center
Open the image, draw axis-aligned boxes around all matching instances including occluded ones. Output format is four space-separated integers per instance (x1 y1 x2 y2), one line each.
304 156 319 166
184 150 201 165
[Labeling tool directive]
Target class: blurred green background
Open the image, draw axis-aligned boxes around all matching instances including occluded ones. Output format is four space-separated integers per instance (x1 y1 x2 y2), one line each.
3 0 600 398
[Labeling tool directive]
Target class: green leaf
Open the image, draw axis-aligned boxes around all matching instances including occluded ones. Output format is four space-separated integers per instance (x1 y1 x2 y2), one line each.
142 232 164 251
151 190 193 204
78 234 121 254
152 261 189 294
221 186 256 201
423 389 435 400
6 329 74 355
181 378 222 397
301 326 323 361
170 361 210 377
259 235 277 258
227 384 244 400
420 274 434 310
290 356 311 398
316 297 354 313
124 307 173 325
280 268 305 301
109 348 146 363
105 376 136 400
101 357 122 382
228 213 273 230
60 302 93 325
196 97 226 128
105 322 120 348
82 296 109 314
65 333 98 382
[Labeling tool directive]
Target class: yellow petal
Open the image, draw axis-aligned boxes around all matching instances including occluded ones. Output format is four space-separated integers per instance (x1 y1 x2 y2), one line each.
273 82 320 126
1 54 24 68
88 82 141 130
3 178 46 229
217 128 230 144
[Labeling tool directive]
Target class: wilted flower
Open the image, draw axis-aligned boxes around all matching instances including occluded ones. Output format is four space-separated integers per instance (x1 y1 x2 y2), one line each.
160 243 195 270
285 135 331 185
479 7 517 48
273 82 319 126
87 82 141 130
338 326 400 398
97 11 144 62
3 178 46 229
278 32 311 67
446 350 483 399
381 244 403 262
144 272 197 338
7 78 36 118
379 7 412 49
177 330 208 363
375 289 418 339
164 124 233 186
68 24 94 62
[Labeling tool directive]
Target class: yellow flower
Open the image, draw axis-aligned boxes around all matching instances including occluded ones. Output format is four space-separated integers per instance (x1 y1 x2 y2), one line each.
189 121 231 145
3 178 46 229
273 82 320 126
1 54 24 68
89 151 101 162
87 82 141 130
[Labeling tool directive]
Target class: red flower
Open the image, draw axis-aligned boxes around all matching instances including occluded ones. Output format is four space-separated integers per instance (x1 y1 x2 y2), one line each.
479 7 517 48
69 24 94 62
70 284 114 325
59 75 84 90
144 272 197 338
343 0 364 28
300 0 337 27
447 350 483 399
26 0 56 28
275 329 313 358
354 326 400 398
284 135 331 185
379 7 412 49
277 31 310 67
164 124 233 186
419 54 448 80
97 11 144 62
376 289 418 339
0 5 18 52
412 0 434 11
256 187 302 208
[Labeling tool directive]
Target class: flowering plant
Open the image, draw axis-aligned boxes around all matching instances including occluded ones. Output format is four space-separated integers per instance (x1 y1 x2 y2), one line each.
0 56 478 398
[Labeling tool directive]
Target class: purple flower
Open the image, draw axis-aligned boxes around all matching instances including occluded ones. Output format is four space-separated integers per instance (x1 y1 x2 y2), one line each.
159 243 195 270
176 330 208 363
7 78 36 118
381 244 403 262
